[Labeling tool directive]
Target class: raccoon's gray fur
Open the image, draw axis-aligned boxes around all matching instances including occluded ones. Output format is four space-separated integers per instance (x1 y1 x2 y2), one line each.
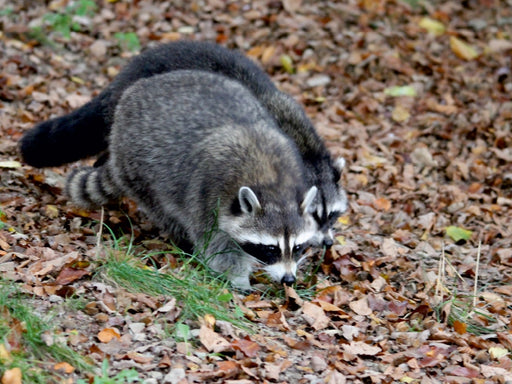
66 70 319 289
20 41 347 247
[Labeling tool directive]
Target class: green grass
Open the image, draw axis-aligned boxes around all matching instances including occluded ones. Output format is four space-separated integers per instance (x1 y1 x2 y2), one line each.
29 0 97 44
0 208 5 230
96 227 252 331
435 293 502 335
432 243 504 335
0 279 91 382
77 360 140 384
114 32 141 52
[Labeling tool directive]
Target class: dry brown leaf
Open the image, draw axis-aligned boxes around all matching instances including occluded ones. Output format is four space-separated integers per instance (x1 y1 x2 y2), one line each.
343 341 381 356
452 320 467 335
282 0 302 13
97 328 121 343
55 267 89 285
53 362 74 374
380 238 398 258
315 299 344 313
326 369 347 384
373 197 391 211
349 297 372 316
217 361 239 378
391 105 410 122
199 325 231 353
1 368 22 384
231 337 261 358
302 302 330 330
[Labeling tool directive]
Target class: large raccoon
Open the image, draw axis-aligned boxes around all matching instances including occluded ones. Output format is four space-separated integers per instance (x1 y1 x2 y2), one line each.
19 41 347 247
66 70 319 290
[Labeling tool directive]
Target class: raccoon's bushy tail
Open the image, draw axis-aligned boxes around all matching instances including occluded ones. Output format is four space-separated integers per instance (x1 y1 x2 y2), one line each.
65 165 120 208
19 98 109 168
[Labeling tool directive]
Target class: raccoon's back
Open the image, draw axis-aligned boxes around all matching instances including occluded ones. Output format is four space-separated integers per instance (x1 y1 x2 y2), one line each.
109 70 306 224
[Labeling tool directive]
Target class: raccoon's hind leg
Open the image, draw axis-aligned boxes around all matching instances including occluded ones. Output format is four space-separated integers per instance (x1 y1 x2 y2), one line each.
65 165 120 208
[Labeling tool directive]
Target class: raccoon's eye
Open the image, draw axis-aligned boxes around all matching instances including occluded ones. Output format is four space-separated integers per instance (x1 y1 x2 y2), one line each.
292 243 306 257
240 243 281 264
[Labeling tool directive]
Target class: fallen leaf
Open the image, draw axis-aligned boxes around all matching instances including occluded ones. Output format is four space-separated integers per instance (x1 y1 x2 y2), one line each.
341 325 359 341
302 302 330 330
452 320 467 335
0 344 11 362
53 362 74 373
373 197 391 211
199 325 231 353
326 369 347 384
487 39 512 53
383 85 417 97
97 328 121 343
450 36 479 60
418 17 446 36
1 367 22 384
343 341 381 356
349 297 372 316
280 54 294 74
217 361 239 378
55 267 89 285
0 161 22 169
231 337 261 358
445 226 473 242
489 346 508 360
481 365 512 381
204 314 216 327
391 104 410 122
282 0 302 13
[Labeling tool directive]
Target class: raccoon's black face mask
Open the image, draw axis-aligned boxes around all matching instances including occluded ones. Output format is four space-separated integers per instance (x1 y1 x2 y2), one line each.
310 156 348 248
239 242 308 265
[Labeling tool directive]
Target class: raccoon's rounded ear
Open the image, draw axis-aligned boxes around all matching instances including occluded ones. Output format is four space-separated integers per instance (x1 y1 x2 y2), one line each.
300 186 318 213
238 186 261 215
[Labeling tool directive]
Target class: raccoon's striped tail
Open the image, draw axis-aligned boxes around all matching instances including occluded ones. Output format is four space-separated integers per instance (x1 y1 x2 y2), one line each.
65 166 120 209
19 98 109 168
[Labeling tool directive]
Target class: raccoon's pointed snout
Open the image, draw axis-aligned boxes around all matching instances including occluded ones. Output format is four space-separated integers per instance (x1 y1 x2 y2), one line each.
281 273 296 286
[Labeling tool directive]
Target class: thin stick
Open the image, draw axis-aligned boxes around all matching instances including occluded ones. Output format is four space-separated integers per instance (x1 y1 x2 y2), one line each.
95 207 105 259
435 244 445 299
473 240 481 309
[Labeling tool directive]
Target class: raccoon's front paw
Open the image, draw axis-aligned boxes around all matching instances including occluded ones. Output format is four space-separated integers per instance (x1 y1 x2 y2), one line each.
230 275 252 292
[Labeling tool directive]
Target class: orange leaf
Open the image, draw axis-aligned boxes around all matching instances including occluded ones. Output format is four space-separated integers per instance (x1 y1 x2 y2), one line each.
217 360 239 377
53 362 75 374
1 367 22 384
373 197 391 211
55 267 89 285
453 320 467 335
97 328 121 343
231 338 261 358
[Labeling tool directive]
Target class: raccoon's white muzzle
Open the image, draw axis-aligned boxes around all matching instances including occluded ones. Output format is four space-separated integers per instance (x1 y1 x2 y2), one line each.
264 261 297 285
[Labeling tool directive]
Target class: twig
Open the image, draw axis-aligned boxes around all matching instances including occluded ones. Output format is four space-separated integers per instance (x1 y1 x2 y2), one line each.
473 240 481 309
435 243 445 299
95 206 104 259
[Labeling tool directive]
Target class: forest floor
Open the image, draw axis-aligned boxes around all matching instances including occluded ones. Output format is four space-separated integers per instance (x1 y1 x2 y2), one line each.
1 0 512 383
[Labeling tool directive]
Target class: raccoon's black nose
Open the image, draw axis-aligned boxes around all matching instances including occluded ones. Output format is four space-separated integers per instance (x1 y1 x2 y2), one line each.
323 237 334 249
281 274 296 286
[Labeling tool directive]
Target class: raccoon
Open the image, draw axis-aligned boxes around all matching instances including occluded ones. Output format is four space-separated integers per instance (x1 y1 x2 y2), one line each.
19 41 347 247
66 70 319 290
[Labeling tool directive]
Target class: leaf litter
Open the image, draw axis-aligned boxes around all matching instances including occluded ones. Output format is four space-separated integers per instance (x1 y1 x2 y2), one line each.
1 0 512 383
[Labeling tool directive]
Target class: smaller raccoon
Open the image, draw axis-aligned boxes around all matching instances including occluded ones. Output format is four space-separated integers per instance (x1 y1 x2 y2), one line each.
66 70 319 289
